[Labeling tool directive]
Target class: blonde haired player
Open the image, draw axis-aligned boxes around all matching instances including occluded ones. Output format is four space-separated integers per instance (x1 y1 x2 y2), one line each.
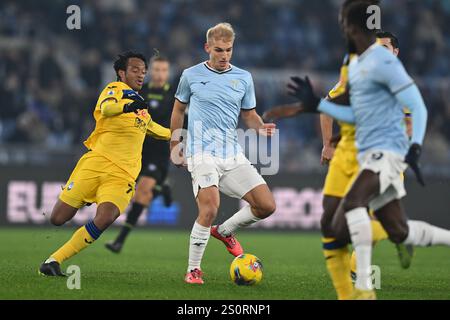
39 51 171 276
171 23 277 284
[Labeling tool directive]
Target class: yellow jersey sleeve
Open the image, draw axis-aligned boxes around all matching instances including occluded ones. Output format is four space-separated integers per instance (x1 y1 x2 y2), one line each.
99 82 125 104
98 82 137 112
146 121 171 140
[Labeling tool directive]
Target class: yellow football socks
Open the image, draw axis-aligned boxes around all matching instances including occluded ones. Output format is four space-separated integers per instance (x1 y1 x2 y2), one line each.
51 221 102 264
322 237 353 300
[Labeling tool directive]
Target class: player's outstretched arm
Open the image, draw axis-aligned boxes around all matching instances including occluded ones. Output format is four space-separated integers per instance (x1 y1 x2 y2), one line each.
100 99 125 117
320 114 335 165
262 103 303 122
147 121 171 140
396 84 428 186
241 109 276 136
100 96 148 117
287 76 321 112
170 99 187 166
317 99 355 123
319 91 350 164
287 75 355 123
395 84 428 147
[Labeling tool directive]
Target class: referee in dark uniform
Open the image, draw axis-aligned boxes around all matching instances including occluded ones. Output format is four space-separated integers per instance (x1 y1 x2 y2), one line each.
106 55 175 253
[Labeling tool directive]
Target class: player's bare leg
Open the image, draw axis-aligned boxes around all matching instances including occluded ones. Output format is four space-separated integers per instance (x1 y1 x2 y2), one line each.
134 176 157 209
331 201 351 243
321 196 341 237
49 199 79 226
376 199 450 264
106 176 156 253
242 184 276 219
40 202 120 277
93 202 121 230
374 200 413 268
185 186 220 284
213 184 275 256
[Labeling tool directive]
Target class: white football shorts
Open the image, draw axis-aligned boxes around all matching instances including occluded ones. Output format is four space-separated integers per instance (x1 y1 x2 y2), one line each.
187 153 266 199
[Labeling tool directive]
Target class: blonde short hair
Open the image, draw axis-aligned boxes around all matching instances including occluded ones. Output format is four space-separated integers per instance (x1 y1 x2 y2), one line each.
206 22 235 44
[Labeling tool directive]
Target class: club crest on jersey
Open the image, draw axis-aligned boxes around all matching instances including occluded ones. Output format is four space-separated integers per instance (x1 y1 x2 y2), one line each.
67 182 74 191
107 90 114 96
134 117 148 133
231 79 239 89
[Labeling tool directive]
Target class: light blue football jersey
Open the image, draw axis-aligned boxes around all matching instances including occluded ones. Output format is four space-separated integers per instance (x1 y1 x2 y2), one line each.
175 62 256 158
348 43 414 157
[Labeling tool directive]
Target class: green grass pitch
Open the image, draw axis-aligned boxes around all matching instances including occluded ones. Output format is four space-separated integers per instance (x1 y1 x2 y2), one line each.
0 227 449 300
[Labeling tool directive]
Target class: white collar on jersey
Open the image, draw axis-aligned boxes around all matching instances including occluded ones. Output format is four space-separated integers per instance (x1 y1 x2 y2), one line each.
203 61 233 74
358 42 380 62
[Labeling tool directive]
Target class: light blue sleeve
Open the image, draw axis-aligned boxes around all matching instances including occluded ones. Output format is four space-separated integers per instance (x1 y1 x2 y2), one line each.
373 52 414 94
318 99 355 123
395 84 428 145
241 73 256 110
174 71 191 104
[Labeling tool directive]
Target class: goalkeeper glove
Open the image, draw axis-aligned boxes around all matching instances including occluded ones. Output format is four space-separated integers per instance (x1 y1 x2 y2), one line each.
287 76 321 113
405 143 425 186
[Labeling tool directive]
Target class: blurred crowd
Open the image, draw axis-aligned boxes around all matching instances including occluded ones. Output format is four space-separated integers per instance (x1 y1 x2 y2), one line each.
0 0 449 171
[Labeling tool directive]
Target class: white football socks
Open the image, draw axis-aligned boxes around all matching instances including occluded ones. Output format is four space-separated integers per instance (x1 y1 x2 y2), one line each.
218 205 261 237
346 207 373 291
187 221 211 272
404 220 450 247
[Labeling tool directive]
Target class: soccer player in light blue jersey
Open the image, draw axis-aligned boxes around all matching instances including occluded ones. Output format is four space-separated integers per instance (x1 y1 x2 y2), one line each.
287 2 450 299
170 23 277 284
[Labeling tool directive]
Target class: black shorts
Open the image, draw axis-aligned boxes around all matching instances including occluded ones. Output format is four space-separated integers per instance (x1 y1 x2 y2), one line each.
139 160 169 185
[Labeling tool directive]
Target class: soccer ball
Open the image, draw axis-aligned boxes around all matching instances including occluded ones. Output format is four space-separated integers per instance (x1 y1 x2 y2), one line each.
230 253 263 286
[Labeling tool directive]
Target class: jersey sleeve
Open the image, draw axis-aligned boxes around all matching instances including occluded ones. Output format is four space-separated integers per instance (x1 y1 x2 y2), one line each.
372 52 414 94
97 82 143 114
98 83 125 106
241 73 256 110
146 120 171 140
174 71 191 104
